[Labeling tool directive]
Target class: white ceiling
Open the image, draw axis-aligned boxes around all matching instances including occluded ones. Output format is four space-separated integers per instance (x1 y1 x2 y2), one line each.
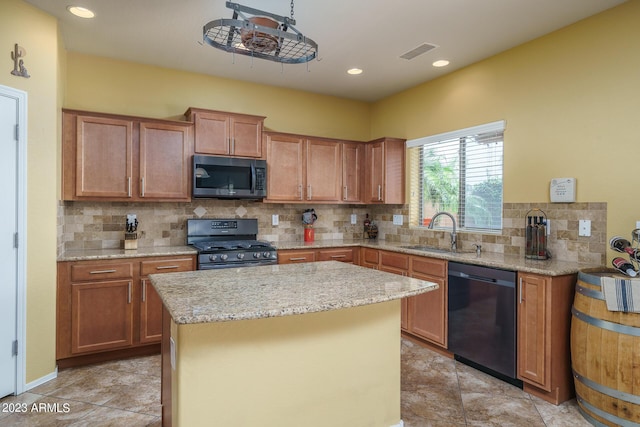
25 0 626 102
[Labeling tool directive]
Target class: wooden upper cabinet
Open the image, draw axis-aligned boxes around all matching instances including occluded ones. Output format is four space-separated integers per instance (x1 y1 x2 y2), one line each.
265 132 305 201
139 122 191 201
186 108 264 158
265 131 367 204
365 137 406 204
342 143 363 202
63 109 194 202
306 138 342 202
75 115 133 198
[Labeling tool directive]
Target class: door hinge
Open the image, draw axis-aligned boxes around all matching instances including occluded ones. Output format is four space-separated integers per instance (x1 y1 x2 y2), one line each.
14 232 19 249
12 340 18 356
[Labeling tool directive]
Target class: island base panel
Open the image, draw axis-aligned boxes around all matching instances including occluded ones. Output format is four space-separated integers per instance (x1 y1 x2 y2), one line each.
167 300 402 427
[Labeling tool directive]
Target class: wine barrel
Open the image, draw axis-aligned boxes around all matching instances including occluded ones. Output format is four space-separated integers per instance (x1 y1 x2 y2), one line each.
571 268 640 426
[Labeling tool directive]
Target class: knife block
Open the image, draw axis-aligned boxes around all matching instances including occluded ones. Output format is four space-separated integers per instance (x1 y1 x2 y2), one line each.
124 232 138 250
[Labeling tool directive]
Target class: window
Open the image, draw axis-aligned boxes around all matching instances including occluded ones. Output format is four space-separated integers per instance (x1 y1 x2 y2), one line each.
407 121 504 232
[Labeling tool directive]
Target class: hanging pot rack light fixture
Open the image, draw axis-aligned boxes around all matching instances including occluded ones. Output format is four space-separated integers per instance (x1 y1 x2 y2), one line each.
203 1 318 64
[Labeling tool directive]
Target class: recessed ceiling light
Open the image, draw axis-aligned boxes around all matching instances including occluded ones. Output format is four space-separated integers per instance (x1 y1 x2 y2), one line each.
347 68 363 75
67 6 95 19
432 60 450 68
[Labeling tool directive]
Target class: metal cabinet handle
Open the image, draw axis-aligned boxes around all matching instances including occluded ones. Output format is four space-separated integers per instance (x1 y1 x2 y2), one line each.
156 265 179 270
330 255 346 259
344 186 348 200
289 257 307 261
519 277 523 304
127 177 132 198
299 184 303 200
89 269 117 274
377 184 382 201
307 185 312 200
141 177 145 197
142 279 146 302
128 282 132 304
231 138 235 154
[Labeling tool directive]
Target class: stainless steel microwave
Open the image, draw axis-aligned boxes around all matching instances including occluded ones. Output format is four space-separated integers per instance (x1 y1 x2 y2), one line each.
192 155 267 199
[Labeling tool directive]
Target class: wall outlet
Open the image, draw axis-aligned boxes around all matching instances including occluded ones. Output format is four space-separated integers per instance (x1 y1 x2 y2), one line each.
578 219 591 237
350 214 357 225
393 214 403 225
272 214 279 226
636 221 640 229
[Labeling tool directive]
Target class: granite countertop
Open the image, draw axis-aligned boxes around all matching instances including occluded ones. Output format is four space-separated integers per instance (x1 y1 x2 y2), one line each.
57 245 197 262
275 239 601 276
150 261 437 325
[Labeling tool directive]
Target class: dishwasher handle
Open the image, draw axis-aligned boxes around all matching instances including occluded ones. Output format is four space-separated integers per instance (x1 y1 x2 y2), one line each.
449 270 515 288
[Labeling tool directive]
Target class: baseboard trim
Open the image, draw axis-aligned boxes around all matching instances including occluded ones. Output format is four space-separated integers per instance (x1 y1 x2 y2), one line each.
25 367 58 392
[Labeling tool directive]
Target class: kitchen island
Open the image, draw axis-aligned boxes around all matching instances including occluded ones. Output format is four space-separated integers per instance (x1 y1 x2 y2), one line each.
150 261 437 427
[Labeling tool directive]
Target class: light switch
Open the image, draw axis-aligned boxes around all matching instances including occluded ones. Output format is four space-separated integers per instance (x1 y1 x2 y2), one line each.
350 214 357 225
393 214 403 225
272 214 279 226
578 219 591 237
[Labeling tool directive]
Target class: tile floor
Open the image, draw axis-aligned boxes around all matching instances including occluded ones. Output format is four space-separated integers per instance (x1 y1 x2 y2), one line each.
0 339 591 426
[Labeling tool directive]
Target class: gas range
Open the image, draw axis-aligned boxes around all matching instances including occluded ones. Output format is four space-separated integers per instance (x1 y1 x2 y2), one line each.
187 219 277 270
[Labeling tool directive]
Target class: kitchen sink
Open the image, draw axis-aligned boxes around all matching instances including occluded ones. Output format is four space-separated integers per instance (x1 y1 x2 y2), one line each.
400 245 452 254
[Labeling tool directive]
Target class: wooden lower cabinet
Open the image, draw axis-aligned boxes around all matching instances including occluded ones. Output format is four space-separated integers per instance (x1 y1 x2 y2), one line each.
408 257 447 347
517 272 576 404
57 255 195 368
278 247 359 265
71 279 133 354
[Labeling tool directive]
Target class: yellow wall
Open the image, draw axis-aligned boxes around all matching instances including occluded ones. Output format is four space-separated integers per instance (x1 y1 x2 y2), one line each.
173 301 401 426
64 53 371 141
371 0 640 247
0 0 60 382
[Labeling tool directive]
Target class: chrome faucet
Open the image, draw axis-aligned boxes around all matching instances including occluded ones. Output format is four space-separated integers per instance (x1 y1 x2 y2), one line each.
427 211 457 252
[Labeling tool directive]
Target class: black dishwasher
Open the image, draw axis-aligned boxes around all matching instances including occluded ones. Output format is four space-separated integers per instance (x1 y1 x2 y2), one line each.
447 261 522 387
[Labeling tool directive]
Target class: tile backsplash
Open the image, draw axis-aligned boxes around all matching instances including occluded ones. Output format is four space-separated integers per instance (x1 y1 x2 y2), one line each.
58 200 606 265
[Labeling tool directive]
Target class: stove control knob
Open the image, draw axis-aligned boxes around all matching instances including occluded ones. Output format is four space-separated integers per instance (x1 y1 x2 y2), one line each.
220 254 228 261
263 252 271 258
237 253 245 259
209 254 217 261
253 252 261 258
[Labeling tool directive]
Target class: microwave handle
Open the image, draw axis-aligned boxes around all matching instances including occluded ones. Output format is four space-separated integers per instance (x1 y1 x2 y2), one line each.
251 162 256 194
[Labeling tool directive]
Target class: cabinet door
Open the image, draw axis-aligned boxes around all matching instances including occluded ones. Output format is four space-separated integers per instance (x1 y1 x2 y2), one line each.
342 143 363 202
140 279 164 344
407 256 447 347
71 280 133 354
517 273 551 390
193 111 230 155
306 139 342 201
139 258 195 344
139 122 192 200
75 116 133 198
266 133 305 201
365 141 385 203
230 115 263 158
278 250 316 264
360 248 379 269
408 273 447 347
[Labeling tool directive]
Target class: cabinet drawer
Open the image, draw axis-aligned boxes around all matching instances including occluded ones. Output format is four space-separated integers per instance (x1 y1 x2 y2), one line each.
380 251 409 270
410 256 446 278
278 251 316 264
70 262 133 282
141 258 194 276
317 248 354 263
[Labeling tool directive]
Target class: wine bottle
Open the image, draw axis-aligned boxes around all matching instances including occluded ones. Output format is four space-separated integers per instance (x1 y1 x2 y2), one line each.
612 257 637 277
525 216 533 257
610 236 635 255
537 218 547 259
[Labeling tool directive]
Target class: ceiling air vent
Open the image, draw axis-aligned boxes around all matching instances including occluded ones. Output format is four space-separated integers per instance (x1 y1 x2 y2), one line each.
399 43 438 60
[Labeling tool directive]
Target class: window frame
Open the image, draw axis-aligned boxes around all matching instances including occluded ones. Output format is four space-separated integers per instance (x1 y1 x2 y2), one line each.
406 120 505 233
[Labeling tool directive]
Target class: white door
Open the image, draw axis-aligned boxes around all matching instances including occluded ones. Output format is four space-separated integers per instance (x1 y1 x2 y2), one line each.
0 87 19 398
